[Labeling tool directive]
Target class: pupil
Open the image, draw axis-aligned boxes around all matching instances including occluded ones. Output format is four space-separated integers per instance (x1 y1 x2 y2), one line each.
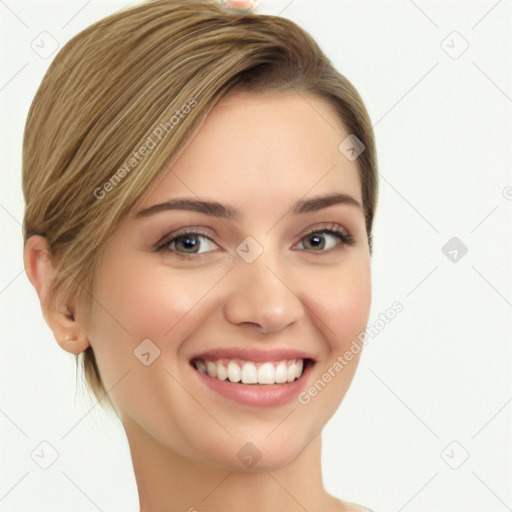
179 236 198 252
308 234 324 250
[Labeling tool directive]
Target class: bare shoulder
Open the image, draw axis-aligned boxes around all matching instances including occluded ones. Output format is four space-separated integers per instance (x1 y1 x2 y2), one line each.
344 502 374 512
330 497 374 512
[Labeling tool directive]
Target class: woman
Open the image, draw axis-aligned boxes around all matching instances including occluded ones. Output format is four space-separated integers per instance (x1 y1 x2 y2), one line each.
22 0 378 510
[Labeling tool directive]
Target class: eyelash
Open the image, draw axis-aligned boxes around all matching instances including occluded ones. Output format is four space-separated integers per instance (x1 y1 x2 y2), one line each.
155 224 356 261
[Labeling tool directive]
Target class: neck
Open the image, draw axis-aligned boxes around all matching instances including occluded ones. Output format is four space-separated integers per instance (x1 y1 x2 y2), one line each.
123 416 338 512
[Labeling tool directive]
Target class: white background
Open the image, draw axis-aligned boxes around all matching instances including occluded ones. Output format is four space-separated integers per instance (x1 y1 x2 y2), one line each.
1 1 511 511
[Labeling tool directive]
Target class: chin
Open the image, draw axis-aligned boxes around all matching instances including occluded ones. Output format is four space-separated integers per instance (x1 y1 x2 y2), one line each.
194 430 313 473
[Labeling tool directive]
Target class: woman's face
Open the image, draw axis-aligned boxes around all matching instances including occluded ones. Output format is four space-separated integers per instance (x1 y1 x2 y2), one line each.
83 91 372 470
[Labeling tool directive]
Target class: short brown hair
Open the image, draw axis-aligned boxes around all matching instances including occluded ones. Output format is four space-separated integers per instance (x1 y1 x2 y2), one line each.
22 0 378 415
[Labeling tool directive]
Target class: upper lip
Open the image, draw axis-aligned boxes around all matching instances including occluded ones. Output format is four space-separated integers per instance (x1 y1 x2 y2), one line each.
190 347 317 363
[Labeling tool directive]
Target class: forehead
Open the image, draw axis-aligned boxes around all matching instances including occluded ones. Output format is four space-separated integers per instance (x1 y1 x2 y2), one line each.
141 91 362 213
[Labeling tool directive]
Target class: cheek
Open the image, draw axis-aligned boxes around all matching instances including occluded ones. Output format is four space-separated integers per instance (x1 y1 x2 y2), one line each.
85 260 225 421
88 257 225 354
306 257 372 350
124 265 229 336
293 258 371 431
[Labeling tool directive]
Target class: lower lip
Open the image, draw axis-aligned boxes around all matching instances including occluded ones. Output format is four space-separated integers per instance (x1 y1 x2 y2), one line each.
191 361 314 408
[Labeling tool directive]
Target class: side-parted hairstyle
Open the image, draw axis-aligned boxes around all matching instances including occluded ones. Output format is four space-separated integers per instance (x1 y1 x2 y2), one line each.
22 0 378 415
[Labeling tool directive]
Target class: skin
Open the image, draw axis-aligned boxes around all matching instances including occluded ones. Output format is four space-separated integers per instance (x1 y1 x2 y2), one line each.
24 92 372 512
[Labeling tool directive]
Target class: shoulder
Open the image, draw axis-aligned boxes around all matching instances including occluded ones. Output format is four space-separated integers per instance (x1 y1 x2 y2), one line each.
343 501 376 512
328 495 375 512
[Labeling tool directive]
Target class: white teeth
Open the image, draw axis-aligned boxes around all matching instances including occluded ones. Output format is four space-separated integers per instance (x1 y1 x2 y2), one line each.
227 361 241 383
194 358 307 385
257 362 275 384
275 362 288 384
241 362 258 384
206 361 217 378
294 359 304 379
286 363 296 382
216 360 228 381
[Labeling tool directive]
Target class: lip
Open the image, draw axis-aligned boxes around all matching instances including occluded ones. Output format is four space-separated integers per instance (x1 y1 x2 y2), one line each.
190 357 315 407
189 347 317 363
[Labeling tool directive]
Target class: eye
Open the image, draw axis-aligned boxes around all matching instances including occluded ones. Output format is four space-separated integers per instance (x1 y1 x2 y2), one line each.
155 223 356 261
295 225 355 252
155 229 218 260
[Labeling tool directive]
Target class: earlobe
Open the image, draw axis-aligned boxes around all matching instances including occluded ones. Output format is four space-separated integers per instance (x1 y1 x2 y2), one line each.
59 334 89 355
23 235 90 355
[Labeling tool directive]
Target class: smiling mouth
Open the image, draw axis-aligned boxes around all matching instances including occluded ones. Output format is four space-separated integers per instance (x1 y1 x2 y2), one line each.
191 357 315 385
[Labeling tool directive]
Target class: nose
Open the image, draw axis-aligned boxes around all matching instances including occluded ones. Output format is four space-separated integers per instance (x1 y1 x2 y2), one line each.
223 254 306 334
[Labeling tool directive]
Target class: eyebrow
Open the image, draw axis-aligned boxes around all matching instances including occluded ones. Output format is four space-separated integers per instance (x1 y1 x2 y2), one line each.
134 192 362 220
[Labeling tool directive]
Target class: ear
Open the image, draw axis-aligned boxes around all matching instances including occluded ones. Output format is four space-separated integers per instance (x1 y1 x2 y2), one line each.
23 235 90 354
